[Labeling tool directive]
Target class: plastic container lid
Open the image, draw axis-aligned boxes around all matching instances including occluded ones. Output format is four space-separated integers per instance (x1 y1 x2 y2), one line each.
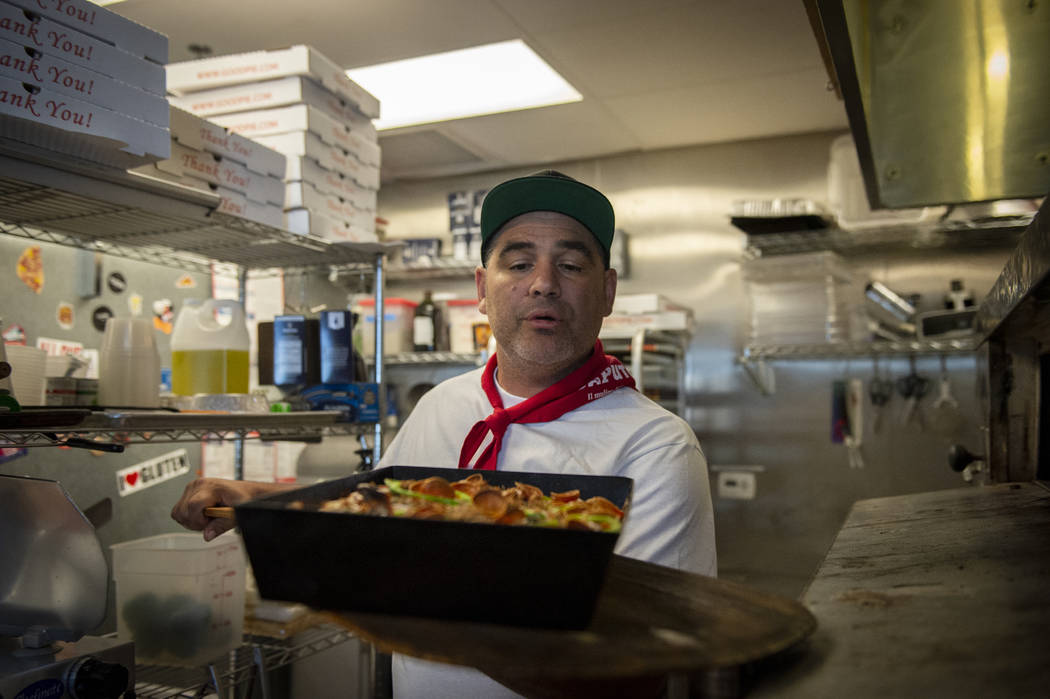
356 298 418 308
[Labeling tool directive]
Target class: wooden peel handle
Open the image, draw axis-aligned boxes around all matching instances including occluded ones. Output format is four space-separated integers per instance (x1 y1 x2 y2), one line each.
204 506 235 520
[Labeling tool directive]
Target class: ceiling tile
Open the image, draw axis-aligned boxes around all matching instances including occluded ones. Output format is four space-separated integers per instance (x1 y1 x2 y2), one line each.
605 68 848 149
380 130 486 175
439 100 643 165
530 1 826 99
117 0 519 65
494 0 690 34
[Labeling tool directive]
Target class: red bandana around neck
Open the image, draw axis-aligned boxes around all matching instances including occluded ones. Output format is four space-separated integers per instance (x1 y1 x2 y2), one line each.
458 340 636 471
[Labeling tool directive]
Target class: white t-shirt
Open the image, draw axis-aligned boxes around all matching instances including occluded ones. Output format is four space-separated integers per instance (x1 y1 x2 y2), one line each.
378 367 716 698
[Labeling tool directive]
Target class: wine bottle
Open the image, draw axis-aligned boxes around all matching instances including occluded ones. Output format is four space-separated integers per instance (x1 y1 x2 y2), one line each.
413 290 438 351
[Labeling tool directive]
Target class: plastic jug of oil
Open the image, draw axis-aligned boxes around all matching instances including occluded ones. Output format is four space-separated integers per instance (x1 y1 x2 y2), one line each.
171 299 250 395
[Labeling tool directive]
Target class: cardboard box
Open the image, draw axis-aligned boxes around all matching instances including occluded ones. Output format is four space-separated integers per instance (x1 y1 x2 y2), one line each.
128 164 212 193
285 174 375 214
129 162 284 228
5 0 167 63
254 130 380 189
170 76 376 141
213 185 284 229
294 157 377 208
158 141 283 206
0 35 167 126
210 104 367 160
319 310 354 384
285 180 378 227
0 73 169 167
272 315 320 387
168 106 285 177
285 208 376 243
300 382 378 422
165 45 379 119
0 1 164 94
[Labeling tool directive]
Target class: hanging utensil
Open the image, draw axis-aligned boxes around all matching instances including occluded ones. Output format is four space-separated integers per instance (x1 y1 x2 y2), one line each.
845 377 866 469
897 356 930 428
930 355 962 435
869 357 893 434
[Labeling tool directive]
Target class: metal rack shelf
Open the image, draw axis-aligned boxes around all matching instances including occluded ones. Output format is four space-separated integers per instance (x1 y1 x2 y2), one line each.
737 338 980 395
380 351 483 366
0 410 372 448
384 257 477 281
134 624 355 699
0 144 388 273
740 337 979 361
744 217 1033 257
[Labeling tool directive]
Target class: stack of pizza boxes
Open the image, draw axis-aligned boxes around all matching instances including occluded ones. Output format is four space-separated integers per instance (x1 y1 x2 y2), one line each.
166 46 381 244
130 106 287 229
0 0 169 168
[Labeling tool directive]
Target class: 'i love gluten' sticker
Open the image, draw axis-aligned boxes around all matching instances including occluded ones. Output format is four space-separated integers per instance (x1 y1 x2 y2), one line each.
116 449 190 497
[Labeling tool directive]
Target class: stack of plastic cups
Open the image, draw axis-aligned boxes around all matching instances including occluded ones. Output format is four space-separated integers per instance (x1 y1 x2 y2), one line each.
5 345 48 405
99 318 161 408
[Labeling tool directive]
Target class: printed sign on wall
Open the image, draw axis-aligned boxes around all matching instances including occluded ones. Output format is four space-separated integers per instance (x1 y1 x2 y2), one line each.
116 449 190 497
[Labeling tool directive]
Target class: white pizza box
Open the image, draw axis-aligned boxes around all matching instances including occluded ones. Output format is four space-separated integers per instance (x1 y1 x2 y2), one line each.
209 104 377 164
286 157 377 210
285 180 375 221
157 140 284 206
213 184 284 229
285 207 376 243
129 164 284 229
288 150 379 192
0 73 168 168
252 130 380 187
0 35 167 126
129 163 211 195
169 76 377 142
4 0 167 64
166 45 379 119
168 106 285 177
0 1 164 94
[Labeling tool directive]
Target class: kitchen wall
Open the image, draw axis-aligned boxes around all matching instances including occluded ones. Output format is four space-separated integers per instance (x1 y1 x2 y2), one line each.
0 127 1015 618
374 128 1016 598
0 237 215 631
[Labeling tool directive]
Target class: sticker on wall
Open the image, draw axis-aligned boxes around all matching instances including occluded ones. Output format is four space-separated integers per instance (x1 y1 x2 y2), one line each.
153 299 175 334
175 274 197 289
37 337 84 357
107 271 127 294
116 448 190 497
0 447 27 465
2 324 25 345
91 306 114 333
128 293 143 316
16 245 43 293
56 302 75 330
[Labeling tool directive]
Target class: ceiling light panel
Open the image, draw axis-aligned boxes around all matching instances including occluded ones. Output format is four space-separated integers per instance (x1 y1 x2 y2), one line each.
347 39 582 130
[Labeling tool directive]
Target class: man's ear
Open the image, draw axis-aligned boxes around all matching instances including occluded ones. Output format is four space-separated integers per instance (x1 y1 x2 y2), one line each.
602 267 617 316
475 265 487 315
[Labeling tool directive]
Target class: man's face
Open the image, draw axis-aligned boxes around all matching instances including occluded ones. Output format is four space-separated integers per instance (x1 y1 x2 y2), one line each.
476 211 616 372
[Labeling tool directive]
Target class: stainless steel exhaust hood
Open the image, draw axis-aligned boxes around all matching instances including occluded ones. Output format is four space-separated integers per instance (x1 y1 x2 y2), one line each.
812 0 1050 210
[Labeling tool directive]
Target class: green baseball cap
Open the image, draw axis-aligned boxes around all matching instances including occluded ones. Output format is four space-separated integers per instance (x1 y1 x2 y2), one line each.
479 170 615 262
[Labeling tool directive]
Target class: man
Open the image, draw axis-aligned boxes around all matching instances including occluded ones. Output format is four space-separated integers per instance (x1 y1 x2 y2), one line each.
172 170 716 697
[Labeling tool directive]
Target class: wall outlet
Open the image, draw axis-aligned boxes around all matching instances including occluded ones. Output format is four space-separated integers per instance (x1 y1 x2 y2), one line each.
717 471 757 500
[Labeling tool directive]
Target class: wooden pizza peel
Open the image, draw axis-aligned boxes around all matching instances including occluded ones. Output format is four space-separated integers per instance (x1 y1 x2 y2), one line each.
325 554 816 698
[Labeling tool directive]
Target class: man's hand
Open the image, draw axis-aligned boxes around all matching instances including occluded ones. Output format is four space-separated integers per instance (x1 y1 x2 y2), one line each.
171 478 289 541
